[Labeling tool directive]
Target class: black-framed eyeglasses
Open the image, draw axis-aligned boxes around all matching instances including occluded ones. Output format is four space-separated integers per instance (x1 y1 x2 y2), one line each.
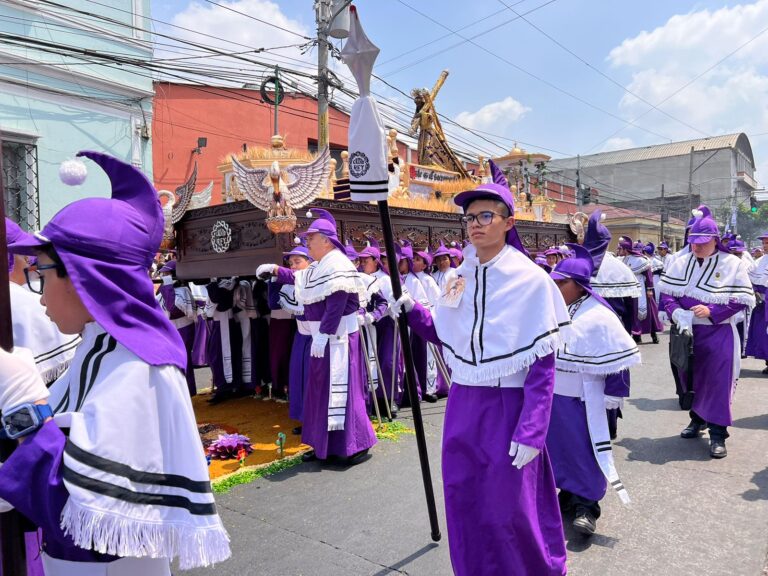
23 264 62 295
460 211 505 227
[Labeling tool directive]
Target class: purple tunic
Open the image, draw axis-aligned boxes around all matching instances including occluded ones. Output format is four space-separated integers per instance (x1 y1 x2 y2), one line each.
638 269 663 335
745 286 768 360
546 395 607 502
191 317 210 367
661 293 745 426
276 267 377 459
407 303 567 576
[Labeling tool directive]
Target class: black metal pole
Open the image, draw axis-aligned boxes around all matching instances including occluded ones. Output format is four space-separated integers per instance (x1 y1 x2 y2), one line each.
377 199 441 542
0 138 28 575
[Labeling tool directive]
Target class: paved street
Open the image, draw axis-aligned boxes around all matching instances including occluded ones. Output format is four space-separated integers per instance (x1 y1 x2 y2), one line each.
188 332 768 576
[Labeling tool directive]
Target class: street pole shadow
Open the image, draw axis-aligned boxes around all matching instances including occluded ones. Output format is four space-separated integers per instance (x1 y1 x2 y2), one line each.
742 468 768 501
732 413 768 430
370 543 440 576
614 436 711 464
564 523 620 552
738 368 768 379
627 397 681 412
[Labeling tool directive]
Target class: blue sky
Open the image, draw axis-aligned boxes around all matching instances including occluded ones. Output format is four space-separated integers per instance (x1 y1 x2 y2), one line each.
150 0 768 179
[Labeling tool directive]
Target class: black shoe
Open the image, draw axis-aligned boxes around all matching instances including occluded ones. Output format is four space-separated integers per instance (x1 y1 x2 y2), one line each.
347 448 370 466
389 403 399 418
557 491 574 516
292 426 302 435
572 512 597 536
301 450 317 462
423 393 438 403
710 440 727 459
651 334 659 344
632 335 642 344
681 421 706 439
206 394 229 406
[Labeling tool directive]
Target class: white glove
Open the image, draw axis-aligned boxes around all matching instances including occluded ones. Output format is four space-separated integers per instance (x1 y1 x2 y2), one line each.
161 275 174 285
364 312 375 326
310 333 330 358
0 464 11 513
389 293 415 319
0 347 49 414
357 313 367 328
604 395 623 410
256 264 277 280
509 441 540 469
671 308 694 334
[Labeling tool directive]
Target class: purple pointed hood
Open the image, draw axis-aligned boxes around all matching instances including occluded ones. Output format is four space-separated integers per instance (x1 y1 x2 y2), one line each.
643 242 655 256
659 241 669 250
534 255 552 274
283 238 312 260
453 182 529 256
300 207 346 253
550 243 612 310
582 210 611 275
5 217 26 272
158 259 177 274
688 205 727 252
397 240 414 274
10 151 186 369
416 249 433 268
344 240 360 261
358 235 382 264
618 235 642 256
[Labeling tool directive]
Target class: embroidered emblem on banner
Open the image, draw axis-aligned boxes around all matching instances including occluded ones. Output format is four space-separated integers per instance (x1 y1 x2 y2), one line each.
440 276 465 308
349 151 370 178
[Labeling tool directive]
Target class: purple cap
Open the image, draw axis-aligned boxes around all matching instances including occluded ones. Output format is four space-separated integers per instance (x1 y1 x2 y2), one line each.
659 241 669 250
534 255 552 274
453 182 528 256
728 238 746 253
544 247 560 257
550 243 612 310
432 240 451 258
9 151 186 370
358 235 382 264
300 208 346 253
687 206 719 244
751 247 764 256
416 249 433 267
757 231 768 240
283 242 312 260
643 242 655 256
583 210 610 274
158 259 177 274
5 217 26 272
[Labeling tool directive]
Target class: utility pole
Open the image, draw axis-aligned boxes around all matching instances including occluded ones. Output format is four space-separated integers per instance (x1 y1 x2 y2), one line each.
687 145 694 214
316 0 331 149
575 154 581 206
660 184 665 245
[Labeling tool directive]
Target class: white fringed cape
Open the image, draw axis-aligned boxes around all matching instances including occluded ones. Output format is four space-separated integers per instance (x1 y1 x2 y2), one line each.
48 323 230 569
294 249 368 306
659 250 755 307
591 252 642 299
434 244 572 384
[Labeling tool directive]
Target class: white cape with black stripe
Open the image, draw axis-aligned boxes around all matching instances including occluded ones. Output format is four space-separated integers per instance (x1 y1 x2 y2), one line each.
591 252 641 299
659 250 755 307
556 294 641 375
434 244 572 384
47 322 230 569
11 282 80 384
294 249 369 306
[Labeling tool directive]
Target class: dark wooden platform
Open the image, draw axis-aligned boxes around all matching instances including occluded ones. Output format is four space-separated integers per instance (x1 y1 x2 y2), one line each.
174 198 574 280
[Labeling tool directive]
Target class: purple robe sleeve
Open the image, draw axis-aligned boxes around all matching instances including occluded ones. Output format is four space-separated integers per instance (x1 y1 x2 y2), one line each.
369 291 390 322
159 284 184 320
604 370 630 397
660 293 682 317
267 281 282 311
511 352 555 450
404 302 440 345
644 268 655 290
319 291 350 335
275 267 296 285
707 302 746 324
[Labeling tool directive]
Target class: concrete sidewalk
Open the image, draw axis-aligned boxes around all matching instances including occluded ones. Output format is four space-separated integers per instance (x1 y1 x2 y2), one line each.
187 334 768 575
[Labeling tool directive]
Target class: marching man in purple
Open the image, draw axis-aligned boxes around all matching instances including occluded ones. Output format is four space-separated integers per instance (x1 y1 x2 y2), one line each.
548 244 640 535
156 260 198 396
659 206 755 458
0 151 229 575
618 236 662 344
391 182 571 576
257 209 377 464
414 248 449 400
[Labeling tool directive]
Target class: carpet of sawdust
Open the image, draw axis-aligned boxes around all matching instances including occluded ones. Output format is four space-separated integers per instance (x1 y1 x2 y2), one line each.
192 394 309 479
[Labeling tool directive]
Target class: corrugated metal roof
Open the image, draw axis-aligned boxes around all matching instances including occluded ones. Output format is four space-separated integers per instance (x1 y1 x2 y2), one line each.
549 133 753 170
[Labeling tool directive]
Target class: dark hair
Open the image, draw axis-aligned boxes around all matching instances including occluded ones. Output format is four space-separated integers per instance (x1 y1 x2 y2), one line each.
36 245 68 278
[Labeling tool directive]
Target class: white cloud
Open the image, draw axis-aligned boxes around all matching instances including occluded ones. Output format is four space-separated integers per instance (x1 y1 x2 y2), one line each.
155 0 315 85
606 1 768 144
600 137 635 152
454 96 530 133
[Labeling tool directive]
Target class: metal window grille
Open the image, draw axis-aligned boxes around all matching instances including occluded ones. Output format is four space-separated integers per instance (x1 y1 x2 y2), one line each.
2 141 40 231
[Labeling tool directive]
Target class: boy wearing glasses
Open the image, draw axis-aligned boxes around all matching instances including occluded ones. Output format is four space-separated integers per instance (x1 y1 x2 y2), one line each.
392 182 571 575
0 151 229 575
